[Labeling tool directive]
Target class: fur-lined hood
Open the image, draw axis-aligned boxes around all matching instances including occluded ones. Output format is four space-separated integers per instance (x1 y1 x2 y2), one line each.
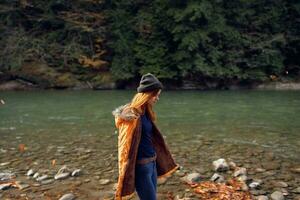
112 104 139 121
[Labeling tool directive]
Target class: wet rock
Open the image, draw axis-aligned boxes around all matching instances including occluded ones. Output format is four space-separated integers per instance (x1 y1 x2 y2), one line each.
212 158 229 172
57 165 70 174
280 188 289 196
84 179 90 183
237 175 248 182
210 173 224 183
59 193 76 200
249 182 261 189
71 169 81 177
55 165 71 180
270 191 284 200
233 167 247 177
36 175 48 182
18 183 30 190
255 168 266 173
99 179 110 185
54 172 70 180
228 161 237 170
41 179 54 185
26 169 34 176
175 171 186 177
184 173 201 183
292 187 300 194
256 195 268 200
0 162 10 166
290 167 300 174
0 171 15 181
273 181 288 188
33 172 39 179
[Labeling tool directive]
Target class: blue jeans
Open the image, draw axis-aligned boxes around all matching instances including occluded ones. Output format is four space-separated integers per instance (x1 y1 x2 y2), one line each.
135 160 157 200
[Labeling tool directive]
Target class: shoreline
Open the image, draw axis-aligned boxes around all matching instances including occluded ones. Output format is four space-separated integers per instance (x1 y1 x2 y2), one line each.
0 80 300 91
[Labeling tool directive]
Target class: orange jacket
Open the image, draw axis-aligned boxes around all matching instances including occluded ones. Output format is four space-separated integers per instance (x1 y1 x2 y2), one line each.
112 104 179 200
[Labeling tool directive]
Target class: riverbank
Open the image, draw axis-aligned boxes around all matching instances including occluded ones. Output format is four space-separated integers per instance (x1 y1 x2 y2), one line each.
1 79 300 91
0 135 299 199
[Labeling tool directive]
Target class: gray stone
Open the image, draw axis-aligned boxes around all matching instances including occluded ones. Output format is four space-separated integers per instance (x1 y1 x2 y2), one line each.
33 172 39 179
99 179 110 185
41 179 54 185
233 167 247 177
185 173 201 183
249 182 261 189
0 171 15 181
212 158 229 172
36 175 48 182
256 195 268 200
54 172 70 180
59 193 76 200
26 169 34 176
210 173 224 183
270 191 284 200
292 187 300 194
237 175 248 182
274 181 288 188
255 168 266 173
71 169 81 177
0 162 10 166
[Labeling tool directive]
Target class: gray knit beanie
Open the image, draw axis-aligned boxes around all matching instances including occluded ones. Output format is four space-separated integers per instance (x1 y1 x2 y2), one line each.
137 73 163 93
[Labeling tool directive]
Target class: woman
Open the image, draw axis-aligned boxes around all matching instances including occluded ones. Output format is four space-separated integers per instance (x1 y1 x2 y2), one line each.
112 73 179 200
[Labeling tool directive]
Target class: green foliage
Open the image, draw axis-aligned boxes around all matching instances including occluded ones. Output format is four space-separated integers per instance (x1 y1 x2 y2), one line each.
1 0 299 87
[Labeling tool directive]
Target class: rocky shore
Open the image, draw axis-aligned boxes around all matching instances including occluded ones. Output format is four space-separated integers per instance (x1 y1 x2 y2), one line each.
1 78 300 91
0 132 299 200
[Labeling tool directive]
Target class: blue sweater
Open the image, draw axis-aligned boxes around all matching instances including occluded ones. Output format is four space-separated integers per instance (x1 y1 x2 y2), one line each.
136 113 156 160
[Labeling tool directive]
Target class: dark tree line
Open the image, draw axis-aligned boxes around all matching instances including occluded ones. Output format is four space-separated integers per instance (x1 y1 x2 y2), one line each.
0 0 299 89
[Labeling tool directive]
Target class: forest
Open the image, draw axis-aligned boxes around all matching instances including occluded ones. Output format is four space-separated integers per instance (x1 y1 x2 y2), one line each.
0 0 299 89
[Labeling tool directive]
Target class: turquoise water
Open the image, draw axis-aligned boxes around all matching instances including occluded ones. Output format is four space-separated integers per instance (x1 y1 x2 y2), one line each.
0 90 299 159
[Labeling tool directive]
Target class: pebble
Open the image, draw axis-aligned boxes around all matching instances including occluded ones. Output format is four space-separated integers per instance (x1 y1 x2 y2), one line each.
26 169 34 176
228 161 237 170
212 158 229 172
257 195 269 200
0 162 10 166
274 181 288 188
59 193 76 200
84 179 90 183
0 172 15 181
270 191 284 200
210 173 224 183
41 179 54 185
99 179 110 185
33 172 39 179
237 175 248 182
18 183 30 190
36 175 48 182
290 167 300 174
233 167 247 177
255 168 266 173
249 182 261 189
71 169 81 177
184 173 201 183
292 187 300 194
54 172 70 180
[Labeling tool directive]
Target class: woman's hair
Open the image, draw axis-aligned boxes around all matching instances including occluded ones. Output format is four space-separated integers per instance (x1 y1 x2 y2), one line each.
129 90 159 121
